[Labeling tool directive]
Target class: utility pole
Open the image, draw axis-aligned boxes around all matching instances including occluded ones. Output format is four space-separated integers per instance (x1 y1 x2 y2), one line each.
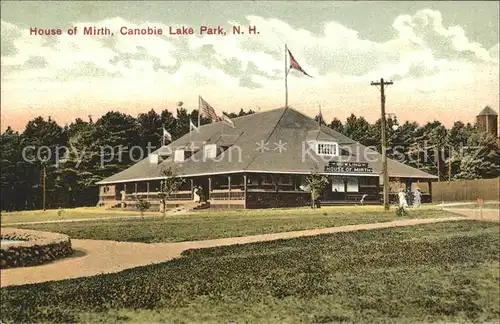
42 162 47 211
371 78 393 211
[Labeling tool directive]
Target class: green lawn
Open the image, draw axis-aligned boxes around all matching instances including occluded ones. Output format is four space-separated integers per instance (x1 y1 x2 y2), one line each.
1 220 498 323
0 207 158 224
10 208 459 243
446 202 500 209
1 204 443 225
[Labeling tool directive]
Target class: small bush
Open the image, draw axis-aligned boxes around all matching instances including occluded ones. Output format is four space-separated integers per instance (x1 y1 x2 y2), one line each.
396 206 409 217
135 200 151 218
57 208 65 219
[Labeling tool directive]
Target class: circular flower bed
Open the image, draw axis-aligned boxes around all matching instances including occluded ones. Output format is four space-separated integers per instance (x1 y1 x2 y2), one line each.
0 228 73 269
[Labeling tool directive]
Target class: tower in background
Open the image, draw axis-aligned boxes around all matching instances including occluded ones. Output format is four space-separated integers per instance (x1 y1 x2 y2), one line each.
476 106 498 138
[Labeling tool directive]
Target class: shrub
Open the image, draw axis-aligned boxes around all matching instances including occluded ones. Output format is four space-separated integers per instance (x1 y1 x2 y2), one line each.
135 199 151 218
396 206 409 217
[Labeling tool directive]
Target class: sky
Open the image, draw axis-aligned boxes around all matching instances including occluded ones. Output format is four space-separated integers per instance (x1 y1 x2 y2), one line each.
1 1 499 132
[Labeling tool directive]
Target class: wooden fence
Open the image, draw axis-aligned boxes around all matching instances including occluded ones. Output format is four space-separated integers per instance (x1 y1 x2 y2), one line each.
432 177 499 202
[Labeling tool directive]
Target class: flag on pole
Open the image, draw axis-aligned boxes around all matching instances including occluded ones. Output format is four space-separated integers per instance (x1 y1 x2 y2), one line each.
318 105 323 126
287 48 313 77
221 113 235 128
162 126 172 146
189 119 199 133
163 127 172 141
199 96 219 122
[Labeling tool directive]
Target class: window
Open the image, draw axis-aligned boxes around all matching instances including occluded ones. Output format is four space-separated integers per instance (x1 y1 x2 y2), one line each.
331 177 345 192
262 175 274 185
149 154 159 164
174 149 185 162
278 175 291 185
316 141 339 156
346 177 359 192
204 144 217 159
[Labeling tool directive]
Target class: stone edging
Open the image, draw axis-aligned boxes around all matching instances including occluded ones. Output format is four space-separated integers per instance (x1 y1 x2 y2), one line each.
1 228 73 269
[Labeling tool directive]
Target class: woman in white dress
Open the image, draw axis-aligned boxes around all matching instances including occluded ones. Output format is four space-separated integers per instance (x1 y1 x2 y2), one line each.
413 189 422 208
193 187 201 203
398 190 408 209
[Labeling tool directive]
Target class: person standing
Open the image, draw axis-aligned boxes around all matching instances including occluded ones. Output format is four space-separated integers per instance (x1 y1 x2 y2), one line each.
406 188 413 207
413 189 422 208
398 190 408 209
193 187 201 203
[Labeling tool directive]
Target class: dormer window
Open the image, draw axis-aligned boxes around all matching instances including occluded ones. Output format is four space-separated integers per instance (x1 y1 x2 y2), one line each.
174 149 185 162
316 141 339 156
204 144 217 159
203 144 232 160
149 154 159 164
174 147 199 162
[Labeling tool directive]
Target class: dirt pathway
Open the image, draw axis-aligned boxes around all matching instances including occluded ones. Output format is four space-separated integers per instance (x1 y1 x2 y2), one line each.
1 216 466 288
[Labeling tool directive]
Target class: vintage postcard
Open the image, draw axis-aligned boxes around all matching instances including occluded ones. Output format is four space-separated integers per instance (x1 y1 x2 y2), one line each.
1 1 499 323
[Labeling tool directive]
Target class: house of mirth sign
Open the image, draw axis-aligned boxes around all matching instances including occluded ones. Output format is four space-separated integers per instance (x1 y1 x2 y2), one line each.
324 161 373 173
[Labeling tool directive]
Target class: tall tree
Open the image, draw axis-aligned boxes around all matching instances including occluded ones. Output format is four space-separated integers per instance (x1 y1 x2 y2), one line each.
174 108 190 139
137 109 162 151
0 127 25 211
454 130 500 179
343 114 374 146
21 116 68 209
328 118 344 133
94 111 141 169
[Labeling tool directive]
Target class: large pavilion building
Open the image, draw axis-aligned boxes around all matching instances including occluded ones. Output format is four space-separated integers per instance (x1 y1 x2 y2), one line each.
96 107 437 209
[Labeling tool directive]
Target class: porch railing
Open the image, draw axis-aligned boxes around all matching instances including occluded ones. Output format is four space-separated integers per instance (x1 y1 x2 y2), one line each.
210 189 245 200
123 190 193 201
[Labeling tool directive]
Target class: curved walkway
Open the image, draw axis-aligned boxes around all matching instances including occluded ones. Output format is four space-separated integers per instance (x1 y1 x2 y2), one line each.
1 216 466 288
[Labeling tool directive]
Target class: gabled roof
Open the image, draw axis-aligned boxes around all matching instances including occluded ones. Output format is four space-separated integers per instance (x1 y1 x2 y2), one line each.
478 106 498 116
97 107 437 184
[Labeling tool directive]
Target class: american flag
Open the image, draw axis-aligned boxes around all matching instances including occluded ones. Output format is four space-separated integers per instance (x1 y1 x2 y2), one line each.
199 96 219 122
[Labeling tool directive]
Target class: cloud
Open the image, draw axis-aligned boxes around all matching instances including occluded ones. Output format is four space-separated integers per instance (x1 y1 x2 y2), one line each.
1 8 498 130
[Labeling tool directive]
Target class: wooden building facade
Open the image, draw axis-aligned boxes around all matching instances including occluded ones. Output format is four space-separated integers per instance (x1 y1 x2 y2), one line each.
97 108 437 210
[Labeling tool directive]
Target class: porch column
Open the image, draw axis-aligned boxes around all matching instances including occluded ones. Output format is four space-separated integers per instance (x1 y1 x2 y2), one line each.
146 182 150 201
208 177 212 200
228 176 231 200
190 179 194 199
428 181 433 202
123 183 127 208
274 175 279 192
243 174 248 209
135 182 138 195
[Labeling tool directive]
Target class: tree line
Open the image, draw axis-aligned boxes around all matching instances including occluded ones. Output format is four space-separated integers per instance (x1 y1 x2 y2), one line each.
1 107 498 211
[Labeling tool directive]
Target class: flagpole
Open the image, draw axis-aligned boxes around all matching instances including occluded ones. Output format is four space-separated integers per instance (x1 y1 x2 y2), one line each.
318 104 321 128
198 95 201 128
162 125 165 147
285 44 288 108
221 114 224 136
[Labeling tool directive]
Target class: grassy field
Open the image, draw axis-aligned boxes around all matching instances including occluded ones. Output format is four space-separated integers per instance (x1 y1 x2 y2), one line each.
446 202 500 209
9 207 459 243
1 204 444 225
1 220 498 323
0 207 159 224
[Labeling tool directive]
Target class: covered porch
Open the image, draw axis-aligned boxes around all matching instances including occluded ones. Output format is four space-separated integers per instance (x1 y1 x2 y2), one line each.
97 173 435 210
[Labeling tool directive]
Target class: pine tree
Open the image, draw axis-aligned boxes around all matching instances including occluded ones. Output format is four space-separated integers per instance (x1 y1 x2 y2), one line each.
455 130 500 179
